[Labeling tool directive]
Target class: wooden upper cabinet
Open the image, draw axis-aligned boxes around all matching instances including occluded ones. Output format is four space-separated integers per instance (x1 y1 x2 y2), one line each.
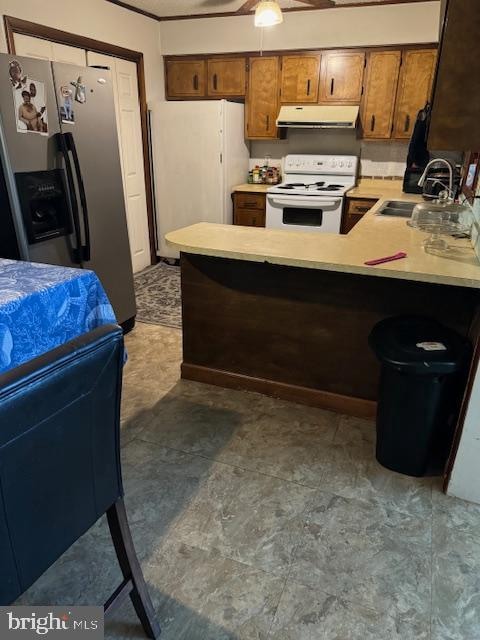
361 51 401 139
280 55 320 103
429 0 480 150
246 56 281 139
166 60 206 98
207 58 246 97
393 49 437 139
319 51 365 104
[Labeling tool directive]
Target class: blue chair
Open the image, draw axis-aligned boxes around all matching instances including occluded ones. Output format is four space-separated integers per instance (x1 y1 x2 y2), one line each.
0 324 160 638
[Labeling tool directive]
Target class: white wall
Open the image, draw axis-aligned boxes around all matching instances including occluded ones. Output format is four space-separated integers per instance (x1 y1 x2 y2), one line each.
448 355 480 504
160 1 440 55
0 0 164 102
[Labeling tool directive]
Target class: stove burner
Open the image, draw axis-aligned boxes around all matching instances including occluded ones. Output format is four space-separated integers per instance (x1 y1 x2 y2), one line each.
276 182 346 193
316 185 344 192
279 181 327 190
278 183 306 189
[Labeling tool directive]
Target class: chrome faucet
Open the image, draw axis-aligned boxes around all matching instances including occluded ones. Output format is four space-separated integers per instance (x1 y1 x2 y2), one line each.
418 158 454 199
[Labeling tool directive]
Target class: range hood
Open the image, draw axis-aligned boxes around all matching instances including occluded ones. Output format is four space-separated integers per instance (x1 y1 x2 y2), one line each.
276 105 359 129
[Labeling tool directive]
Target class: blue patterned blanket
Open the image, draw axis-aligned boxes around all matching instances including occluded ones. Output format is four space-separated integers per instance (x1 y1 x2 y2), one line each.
0 259 118 373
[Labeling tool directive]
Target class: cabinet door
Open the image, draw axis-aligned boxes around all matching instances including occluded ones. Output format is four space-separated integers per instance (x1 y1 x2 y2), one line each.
429 0 480 150
207 58 246 96
234 209 266 227
393 49 437 139
341 198 378 234
280 55 320 103
166 60 206 98
319 51 365 104
361 51 401 139
234 193 266 211
14 34 87 65
246 57 280 139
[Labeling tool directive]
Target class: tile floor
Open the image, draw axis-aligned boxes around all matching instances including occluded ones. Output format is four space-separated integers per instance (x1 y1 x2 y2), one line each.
19 323 480 639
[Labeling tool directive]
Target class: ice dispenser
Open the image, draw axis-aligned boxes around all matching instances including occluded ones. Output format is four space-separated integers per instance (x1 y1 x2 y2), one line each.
15 169 72 244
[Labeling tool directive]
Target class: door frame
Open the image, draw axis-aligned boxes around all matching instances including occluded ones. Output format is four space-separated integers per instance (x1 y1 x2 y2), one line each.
3 15 157 266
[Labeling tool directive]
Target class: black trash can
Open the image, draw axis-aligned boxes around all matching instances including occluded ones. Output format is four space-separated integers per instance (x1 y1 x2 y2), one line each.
369 316 471 477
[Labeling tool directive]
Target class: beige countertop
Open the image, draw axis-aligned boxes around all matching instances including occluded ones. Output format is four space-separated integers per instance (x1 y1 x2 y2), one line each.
346 178 414 200
167 182 480 289
232 183 270 193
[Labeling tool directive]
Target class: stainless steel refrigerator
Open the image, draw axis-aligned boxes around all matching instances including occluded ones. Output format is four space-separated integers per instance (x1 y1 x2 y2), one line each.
0 53 136 330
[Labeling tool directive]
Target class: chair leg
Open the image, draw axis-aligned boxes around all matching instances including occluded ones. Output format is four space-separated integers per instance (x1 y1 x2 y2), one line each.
106 498 161 639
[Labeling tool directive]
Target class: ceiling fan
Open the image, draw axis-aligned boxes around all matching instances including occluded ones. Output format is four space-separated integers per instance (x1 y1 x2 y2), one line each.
198 0 336 12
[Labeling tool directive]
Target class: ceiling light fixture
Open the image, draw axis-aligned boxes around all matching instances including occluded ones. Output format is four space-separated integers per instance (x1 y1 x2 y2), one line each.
254 0 283 27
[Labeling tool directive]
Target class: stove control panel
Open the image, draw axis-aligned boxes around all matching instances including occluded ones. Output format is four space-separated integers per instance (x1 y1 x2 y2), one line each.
284 154 358 175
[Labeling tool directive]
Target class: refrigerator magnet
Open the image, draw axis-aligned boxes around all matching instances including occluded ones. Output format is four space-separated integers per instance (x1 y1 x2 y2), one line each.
12 77 48 136
59 85 75 124
71 76 86 104
8 60 27 89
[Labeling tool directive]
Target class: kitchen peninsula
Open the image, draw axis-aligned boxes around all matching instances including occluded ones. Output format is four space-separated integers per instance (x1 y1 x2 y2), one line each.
167 193 480 418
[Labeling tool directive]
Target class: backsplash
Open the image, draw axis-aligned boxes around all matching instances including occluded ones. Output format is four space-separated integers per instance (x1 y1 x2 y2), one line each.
359 141 408 178
249 130 408 178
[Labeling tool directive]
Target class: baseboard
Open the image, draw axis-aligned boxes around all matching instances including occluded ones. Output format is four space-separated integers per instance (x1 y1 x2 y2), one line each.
181 362 377 419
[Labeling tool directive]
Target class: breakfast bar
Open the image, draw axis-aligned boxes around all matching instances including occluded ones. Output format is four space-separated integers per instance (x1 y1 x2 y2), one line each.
167 194 480 418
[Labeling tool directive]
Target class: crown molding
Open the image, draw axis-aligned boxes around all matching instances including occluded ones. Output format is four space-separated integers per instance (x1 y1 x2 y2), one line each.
104 0 437 23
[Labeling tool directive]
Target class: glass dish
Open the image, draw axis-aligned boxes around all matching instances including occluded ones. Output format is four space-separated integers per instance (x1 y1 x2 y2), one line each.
407 192 473 251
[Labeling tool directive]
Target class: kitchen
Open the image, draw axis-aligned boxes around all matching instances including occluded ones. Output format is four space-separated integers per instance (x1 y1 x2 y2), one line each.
0 1 480 639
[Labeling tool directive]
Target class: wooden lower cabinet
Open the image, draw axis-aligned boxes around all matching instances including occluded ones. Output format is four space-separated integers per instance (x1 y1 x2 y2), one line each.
361 51 401 139
246 57 280 139
341 198 378 234
233 191 266 227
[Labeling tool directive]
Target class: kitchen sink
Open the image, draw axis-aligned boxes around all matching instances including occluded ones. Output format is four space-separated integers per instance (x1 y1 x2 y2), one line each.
377 200 416 218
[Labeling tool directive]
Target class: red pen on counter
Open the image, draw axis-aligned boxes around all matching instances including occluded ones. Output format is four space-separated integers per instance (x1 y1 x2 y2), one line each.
364 252 407 266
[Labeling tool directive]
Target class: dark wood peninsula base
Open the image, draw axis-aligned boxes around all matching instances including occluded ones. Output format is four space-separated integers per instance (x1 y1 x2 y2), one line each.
180 253 479 418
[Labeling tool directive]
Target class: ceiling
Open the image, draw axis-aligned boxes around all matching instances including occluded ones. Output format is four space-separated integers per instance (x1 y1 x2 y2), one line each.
106 0 433 20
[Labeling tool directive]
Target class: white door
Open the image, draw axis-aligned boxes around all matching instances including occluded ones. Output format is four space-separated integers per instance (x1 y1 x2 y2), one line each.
14 34 86 65
87 52 151 273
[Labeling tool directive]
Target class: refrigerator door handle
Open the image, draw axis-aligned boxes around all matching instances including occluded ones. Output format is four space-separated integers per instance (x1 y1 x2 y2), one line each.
65 132 91 262
54 132 83 264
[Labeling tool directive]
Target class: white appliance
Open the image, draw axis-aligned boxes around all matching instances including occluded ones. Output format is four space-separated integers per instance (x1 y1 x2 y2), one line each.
266 154 358 234
276 105 359 129
151 100 249 258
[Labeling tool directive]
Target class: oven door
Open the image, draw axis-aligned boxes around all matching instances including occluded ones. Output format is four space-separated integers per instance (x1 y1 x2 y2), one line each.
266 194 343 233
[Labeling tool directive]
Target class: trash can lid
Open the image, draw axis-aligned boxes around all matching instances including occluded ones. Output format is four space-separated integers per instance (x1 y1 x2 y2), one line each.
369 316 471 374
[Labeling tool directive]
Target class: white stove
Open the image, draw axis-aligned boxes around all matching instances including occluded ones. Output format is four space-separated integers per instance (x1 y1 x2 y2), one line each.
266 154 358 233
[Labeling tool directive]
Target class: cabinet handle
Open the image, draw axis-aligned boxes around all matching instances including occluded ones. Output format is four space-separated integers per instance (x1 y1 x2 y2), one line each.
213 73 218 91
371 114 376 132
404 114 410 133
330 78 335 95
193 74 199 91
266 114 270 130
355 206 370 214
307 79 311 96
